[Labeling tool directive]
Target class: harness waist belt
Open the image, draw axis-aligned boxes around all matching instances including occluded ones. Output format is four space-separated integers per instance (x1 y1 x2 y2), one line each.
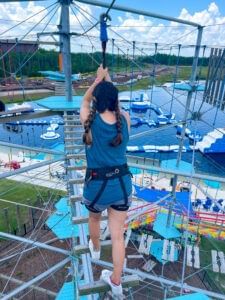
85 163 130 181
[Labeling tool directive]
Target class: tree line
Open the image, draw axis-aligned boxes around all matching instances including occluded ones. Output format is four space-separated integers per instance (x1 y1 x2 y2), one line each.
0 48 209 79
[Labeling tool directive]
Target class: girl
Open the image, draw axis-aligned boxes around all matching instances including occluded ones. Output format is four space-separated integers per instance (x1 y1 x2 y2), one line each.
80 65 132 298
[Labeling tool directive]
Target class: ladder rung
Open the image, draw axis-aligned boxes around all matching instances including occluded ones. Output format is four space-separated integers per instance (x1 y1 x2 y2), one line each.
74 240 112 255
65 137 82 142
64 125 83 128
70 195 83 202
65 144 84 150
63 115 80 119
67 165 86 171
64 119 81 123
64 130 84 135
79 275 139 296
66 154 86 159
72 215 108 224
69 178 85 184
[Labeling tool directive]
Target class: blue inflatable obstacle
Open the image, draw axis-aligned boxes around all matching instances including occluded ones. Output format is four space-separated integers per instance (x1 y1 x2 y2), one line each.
157 113 176 125
130 102 150 113
176 125 202 142
131 117 156 128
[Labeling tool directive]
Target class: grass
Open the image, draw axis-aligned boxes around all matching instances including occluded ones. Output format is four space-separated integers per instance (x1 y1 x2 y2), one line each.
116 65 208 91
2 92 53 105
0 179 66 232
200 236 225 293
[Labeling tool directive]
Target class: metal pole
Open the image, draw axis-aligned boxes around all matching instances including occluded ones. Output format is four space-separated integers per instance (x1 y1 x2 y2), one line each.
75 0 200 27
0 232 69 255
166 26 203 228
59 0 73 102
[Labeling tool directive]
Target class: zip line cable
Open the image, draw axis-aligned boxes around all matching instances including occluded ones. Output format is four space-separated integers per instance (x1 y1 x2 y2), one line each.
71 0 116 37
0 1 58 37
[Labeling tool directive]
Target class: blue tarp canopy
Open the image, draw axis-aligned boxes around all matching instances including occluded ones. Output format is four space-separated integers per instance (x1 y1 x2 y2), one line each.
39 70 80 81
174 82 205 92
134 185 194 216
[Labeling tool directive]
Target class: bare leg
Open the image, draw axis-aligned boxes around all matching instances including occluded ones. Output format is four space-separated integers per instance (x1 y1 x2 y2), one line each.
89 211 101 250
108 207 127 285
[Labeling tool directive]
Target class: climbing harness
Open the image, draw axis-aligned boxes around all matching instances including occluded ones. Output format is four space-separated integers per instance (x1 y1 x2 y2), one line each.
85 163 132 209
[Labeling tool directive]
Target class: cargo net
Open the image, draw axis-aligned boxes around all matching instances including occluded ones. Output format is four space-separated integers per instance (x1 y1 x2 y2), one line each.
204 48 225 111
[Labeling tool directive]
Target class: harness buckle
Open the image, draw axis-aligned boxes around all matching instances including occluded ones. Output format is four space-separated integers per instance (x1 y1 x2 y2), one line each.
105 168 120 178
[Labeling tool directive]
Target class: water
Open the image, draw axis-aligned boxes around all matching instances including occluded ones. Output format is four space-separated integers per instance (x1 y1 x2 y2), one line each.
0 87 225 176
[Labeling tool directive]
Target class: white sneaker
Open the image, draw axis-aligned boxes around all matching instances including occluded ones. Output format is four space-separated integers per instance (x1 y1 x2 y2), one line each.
100 269 123 299
88 239 100 260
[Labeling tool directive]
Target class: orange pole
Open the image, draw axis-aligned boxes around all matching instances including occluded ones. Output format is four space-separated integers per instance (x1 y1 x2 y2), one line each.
58 52 63 72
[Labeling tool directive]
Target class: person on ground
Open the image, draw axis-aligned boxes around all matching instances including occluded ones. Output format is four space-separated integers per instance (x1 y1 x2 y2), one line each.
80 65 132 298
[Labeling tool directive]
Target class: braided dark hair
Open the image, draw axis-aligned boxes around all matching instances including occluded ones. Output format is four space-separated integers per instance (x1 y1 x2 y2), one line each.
82 101 97 145
83 81 122 146
110 101 122 147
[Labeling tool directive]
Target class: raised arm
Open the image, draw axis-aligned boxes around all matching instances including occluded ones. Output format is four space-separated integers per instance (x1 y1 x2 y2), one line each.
80 65 109 124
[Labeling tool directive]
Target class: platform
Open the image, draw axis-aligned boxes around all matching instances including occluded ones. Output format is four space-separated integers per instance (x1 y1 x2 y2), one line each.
35 96 83 111
56 281 88 300
150 239 178 263
46 197 88 239
153 213 181 239
168 292 211 299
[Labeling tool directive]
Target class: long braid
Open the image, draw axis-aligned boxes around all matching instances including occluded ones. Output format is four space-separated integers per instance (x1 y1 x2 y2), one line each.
110 102 122 147
83 102 97 145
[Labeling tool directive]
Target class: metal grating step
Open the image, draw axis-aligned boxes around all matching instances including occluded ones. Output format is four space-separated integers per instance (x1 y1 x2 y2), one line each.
72 215 108 224
69 178 85 184
79 275 139 296
73 240 112 255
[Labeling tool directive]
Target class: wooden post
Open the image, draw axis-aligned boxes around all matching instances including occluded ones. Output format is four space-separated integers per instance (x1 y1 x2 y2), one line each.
16 205 22 233
28 207 34 229
3 208 11 233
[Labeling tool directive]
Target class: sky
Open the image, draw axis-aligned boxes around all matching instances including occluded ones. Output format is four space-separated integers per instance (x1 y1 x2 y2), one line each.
0 0 225 56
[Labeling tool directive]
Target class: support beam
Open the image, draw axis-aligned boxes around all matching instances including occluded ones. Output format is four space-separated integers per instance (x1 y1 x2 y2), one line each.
75 0 201 27
1 258 70 300
0 141 63 155
0 232 70 255
0 157 64 179
0 110 55 124
128 162 225 184
0 274 57 297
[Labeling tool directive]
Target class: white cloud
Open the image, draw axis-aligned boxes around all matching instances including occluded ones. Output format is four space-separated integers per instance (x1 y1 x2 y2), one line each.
0 1 224 56
108 2 225 56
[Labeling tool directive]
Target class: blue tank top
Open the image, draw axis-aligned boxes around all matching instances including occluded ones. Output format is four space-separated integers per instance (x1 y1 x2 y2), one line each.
85 113 129 168
83 112 132 207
